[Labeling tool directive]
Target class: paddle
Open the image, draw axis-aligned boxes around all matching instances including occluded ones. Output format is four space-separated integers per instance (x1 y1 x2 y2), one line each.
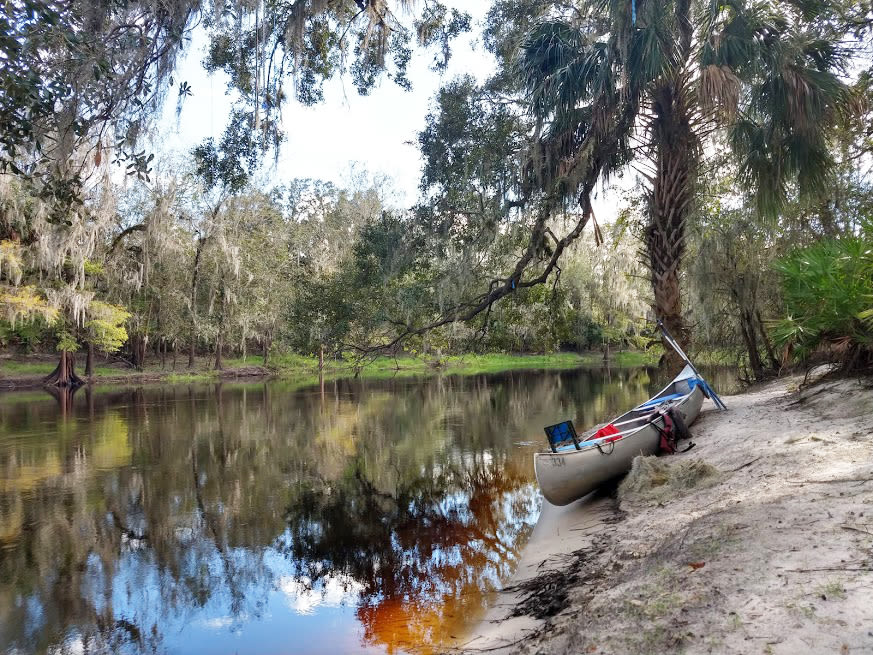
657 319 728 411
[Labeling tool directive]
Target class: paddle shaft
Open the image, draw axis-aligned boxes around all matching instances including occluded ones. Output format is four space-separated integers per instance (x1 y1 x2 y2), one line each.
657 320 727 410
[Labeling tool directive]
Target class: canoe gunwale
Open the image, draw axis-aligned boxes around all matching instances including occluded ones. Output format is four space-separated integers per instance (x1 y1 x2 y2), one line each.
544 388 696 456
546 364 699 455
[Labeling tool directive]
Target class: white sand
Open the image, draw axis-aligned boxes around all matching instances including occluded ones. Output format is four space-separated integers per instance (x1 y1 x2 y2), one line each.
458 375 873 654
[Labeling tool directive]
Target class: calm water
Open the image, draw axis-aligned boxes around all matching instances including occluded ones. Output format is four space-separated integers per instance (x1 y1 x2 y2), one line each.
0 365 736 655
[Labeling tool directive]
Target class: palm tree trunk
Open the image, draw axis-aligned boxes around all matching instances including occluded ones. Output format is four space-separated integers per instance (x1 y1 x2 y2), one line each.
645 77 697 373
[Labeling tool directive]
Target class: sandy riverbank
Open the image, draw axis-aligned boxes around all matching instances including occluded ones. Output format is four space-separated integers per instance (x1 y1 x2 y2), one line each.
459 374 873 654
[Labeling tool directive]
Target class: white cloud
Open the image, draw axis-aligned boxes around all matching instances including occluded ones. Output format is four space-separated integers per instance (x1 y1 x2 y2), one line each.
276 574 363 616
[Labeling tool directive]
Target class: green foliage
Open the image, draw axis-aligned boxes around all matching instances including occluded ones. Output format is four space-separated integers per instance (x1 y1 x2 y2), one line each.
0 286 58 327
504 0 859 361
2 0 871 374
417 75 527 239
0 317 48 351
54 328 79 353
84 301 130 354
415 2 471 72
82 260 104 277
0 0 196 212
772 236 873 367
3 0 472 205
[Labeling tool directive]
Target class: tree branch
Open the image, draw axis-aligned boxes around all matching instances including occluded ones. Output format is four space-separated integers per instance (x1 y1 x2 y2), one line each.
108 224 147 254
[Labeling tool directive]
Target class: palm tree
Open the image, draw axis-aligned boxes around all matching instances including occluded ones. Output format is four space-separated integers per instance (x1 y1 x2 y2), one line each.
517 0 851 369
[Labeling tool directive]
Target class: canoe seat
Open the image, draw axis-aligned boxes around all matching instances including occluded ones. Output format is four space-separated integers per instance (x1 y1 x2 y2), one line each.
544 420 581 453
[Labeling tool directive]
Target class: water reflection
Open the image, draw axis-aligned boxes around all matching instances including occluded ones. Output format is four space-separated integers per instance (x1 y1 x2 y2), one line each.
0 366 734 654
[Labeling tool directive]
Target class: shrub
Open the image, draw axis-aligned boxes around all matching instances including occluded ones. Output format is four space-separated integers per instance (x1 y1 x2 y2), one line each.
771 237 873 370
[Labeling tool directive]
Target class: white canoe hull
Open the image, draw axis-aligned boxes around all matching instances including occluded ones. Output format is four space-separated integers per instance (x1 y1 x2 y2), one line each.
534 375 705 506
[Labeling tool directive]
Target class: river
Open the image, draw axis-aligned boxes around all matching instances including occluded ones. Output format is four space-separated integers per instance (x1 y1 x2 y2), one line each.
0 365 737 655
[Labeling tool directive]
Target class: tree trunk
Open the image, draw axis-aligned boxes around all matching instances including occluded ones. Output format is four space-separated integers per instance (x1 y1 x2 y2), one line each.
160 338 167 370
756 309 780 371
189 235 206 369
85 342 94 377
262 338 270 367
43 351 85 387
740 309 764 380
130 334 148 371
214 336 224 371
641 2 696 374
645 72 696 374
319 344 325 398
214 279 225 371
173 341 178 370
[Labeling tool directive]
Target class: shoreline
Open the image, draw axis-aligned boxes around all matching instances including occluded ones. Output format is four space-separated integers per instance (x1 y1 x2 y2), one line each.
0 351 657 392
458 375 873 654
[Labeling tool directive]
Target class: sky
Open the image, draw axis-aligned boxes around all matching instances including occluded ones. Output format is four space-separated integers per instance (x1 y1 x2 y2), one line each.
155 2 629 222
157 2 496 207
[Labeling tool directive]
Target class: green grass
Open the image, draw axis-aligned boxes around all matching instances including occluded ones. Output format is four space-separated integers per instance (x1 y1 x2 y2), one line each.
269 351 656 378
816 580 846 601
0 361 56 375
163 372 219 383
610 350 661 366
223 355 268 367
433 352 594 374
1 349 657 390
258 350 662 393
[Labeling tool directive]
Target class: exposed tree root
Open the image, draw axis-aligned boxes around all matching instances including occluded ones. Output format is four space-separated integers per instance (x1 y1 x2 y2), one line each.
504 530 615 621
42 351 85 387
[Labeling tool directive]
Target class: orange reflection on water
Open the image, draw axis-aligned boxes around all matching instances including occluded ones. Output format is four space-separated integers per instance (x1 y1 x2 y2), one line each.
358 586 497 655
354 461 539 655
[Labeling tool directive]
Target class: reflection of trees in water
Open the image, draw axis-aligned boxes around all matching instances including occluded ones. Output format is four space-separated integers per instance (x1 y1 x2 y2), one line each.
279 456 537 653
0 366 666 654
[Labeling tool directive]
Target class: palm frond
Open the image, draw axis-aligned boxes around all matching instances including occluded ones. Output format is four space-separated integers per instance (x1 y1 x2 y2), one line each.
516 21 610 121
710 1 852 217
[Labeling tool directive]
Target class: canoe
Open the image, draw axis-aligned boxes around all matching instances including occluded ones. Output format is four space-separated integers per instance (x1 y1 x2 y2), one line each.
534 365 706 506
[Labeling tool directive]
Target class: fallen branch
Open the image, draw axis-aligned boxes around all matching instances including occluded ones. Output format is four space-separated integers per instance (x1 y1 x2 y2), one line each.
788 477 872 485
786 384 835 407
784 567 873 573
841 524 873 536
728 457 761 472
